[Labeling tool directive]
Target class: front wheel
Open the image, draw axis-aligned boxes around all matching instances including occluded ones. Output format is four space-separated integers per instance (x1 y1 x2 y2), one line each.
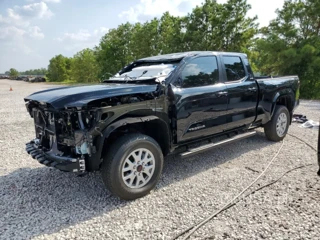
264 105 290 142
101 133 163 200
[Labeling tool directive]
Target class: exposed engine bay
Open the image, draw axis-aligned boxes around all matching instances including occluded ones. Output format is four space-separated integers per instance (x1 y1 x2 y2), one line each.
25 90 157 162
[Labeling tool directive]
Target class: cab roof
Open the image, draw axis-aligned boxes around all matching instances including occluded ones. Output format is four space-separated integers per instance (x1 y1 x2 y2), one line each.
136 51 247 62
118 51 247 75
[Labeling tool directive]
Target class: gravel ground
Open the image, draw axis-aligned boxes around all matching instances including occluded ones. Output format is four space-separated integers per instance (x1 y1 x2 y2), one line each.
0 79 319 240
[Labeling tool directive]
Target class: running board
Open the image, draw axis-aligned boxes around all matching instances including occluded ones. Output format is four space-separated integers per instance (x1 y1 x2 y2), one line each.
180 131 257 159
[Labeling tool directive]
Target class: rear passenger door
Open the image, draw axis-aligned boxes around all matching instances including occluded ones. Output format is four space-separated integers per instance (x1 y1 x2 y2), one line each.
173 55 228 142
222 55 258 130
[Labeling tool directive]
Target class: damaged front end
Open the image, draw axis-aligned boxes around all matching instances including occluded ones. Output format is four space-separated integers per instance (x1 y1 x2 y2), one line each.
25 101 97 173
23 67 168 173
24 87 159 173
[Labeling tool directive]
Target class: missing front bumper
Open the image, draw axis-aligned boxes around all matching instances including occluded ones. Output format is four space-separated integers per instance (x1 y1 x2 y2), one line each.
26 140 86 173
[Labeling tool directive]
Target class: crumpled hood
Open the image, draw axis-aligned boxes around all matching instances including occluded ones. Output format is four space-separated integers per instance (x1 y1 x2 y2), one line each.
24 83 158 109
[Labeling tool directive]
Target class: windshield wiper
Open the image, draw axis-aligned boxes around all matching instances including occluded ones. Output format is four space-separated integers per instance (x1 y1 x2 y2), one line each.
137 70 148 79
125 74 137 83
124 70 148 83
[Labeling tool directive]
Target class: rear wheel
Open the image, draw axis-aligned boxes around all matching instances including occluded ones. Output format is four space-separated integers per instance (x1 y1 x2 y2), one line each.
264 105 290 142
101 133 163 200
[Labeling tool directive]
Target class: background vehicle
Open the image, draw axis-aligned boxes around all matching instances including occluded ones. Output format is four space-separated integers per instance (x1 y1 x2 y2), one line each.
24 51 300 200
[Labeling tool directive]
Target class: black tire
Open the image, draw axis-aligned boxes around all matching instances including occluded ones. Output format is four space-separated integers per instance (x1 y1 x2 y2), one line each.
101 133 164 200
264 105 290 142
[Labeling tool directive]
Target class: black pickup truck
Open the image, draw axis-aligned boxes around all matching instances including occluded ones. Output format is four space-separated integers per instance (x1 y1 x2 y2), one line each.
25 51 300 200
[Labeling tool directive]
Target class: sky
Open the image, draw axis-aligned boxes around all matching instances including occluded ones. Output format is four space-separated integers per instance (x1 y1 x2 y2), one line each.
0 0 285 73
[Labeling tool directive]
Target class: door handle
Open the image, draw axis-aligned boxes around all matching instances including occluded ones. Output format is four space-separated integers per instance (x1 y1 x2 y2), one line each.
248 87 257 92
217 91 227 97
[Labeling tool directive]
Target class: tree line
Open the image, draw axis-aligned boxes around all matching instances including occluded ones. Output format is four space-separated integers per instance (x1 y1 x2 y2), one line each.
20 68 47 75
5 68 47 78
10 0 320 99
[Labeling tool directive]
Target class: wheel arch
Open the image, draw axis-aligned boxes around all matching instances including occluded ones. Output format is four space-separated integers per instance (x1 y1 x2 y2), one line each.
88 115 171 171
271 90 295 123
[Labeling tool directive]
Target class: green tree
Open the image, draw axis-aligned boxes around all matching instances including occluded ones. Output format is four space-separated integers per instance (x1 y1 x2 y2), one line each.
220 0 258 51
95 23 135 78
130 18 161 58
47 54 72 82
71 48 100 83
158 12 185 54
254 0 320 98
183 0 257 51
21 68 47 75
9 68 19 78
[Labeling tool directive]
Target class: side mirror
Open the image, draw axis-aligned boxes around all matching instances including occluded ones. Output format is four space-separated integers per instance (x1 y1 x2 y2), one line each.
176 76 183 87
247 73 255 81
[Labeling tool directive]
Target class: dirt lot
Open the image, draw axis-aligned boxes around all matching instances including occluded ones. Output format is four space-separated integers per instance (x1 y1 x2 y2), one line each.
0 79 319 240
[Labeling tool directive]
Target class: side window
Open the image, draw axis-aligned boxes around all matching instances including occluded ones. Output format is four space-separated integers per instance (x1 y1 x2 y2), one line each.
181 56 219 88
222 56 246 81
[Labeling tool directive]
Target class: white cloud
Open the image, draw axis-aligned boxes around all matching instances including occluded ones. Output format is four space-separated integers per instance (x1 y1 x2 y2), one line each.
58 29 92 42
0 26 26 40
0 25 44 53
2 9 30 27
56 27 109 52
28 26 45 39
0 14 10 24
0 2 53 40
94 27 108 35
7 9 22 21
0 27 33 55
120 0 285 27
0 2 53 57
119 0 203 22
57 27 109 42
13 2 53 19
0 2 53 30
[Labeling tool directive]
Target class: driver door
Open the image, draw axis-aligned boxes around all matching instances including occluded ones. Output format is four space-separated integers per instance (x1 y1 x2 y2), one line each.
172 55 228 142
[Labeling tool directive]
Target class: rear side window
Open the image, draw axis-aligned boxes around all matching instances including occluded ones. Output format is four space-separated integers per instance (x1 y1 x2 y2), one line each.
181 56 219 88
222 56 246 81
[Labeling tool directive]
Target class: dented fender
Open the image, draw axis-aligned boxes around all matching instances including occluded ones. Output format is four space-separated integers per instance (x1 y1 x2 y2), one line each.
87 115 166 171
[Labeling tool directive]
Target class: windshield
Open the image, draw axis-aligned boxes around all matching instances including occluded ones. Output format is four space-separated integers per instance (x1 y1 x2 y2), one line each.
110 64 176 80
